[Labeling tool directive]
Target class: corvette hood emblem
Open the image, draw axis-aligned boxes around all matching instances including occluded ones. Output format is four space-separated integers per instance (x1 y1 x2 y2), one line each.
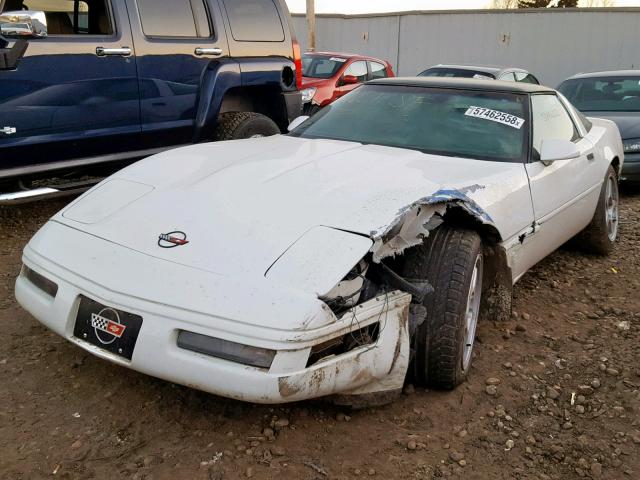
158 231 189 248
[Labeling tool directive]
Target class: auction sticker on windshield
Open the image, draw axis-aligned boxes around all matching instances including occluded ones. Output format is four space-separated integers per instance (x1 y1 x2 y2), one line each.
465 106 525 129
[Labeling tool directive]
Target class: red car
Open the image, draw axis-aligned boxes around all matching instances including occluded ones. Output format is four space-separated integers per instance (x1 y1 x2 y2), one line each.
300 52 395 114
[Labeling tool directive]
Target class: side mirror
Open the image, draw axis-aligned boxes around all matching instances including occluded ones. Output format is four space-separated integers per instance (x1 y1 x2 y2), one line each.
539 139 580 165
342 75 359 85
287 115 310 132
0 11 48 38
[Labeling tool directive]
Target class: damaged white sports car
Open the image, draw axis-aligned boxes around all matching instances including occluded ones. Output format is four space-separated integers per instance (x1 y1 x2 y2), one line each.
16 78 623 406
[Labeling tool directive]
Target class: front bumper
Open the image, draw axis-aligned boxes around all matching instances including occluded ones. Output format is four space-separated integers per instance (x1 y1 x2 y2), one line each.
621 152 640 182
16 223 411 404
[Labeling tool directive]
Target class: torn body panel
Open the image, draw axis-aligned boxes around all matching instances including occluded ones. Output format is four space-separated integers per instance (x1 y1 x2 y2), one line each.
370 188 495 263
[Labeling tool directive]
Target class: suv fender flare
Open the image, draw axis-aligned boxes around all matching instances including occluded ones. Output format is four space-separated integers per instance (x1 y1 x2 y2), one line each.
193 58 242 142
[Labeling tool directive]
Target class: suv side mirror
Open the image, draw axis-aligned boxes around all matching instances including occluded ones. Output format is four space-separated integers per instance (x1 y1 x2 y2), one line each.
342 75 359 85
0 11 48 38
539 139 580 166
288 115 310 132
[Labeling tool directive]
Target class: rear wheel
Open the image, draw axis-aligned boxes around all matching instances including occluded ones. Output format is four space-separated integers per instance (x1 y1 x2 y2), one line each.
214 112 281 140
576 165 619 255
403 226 483 389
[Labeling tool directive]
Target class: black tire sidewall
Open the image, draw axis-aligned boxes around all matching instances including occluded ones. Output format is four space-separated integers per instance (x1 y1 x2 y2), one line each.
233 116 281 139
215 112 281 141
404 227 484 389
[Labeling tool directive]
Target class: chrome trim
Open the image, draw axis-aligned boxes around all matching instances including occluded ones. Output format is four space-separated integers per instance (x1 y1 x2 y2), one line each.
0 146 186 180
0 10 47 37
1 127 16 135
96 46 132 57
0 187 60 203
194 47 223 56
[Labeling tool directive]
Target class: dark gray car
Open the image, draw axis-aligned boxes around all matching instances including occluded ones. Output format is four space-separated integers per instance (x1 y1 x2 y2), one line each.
558 70 640 183
418 64 540 84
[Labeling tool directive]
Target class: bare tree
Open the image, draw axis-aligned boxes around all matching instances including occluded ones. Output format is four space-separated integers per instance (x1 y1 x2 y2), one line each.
491 0 519 7
583 0 615 6
492 0 580 7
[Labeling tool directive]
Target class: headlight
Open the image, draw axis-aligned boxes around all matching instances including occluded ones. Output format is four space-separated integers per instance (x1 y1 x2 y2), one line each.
300 87 317 103
623 138 640 153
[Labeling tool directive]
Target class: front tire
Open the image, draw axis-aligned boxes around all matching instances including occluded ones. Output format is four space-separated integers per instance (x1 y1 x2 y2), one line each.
576 165 619 255
214 112 281 140
402 226 484 389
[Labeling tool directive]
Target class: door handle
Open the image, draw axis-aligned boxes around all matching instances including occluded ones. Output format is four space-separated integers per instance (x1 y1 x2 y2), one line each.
194 47 222 56
96 46 132 57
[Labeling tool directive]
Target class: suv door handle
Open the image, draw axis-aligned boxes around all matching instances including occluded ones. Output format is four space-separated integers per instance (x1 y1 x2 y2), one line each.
194 47 222 56
96 46 132 57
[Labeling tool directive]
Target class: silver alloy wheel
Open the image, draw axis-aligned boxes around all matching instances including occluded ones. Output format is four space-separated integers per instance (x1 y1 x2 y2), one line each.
605 173 619 242
462 253 483 372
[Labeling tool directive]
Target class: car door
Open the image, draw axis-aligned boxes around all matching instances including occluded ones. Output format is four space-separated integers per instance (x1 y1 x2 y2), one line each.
522 93 603 272
0 0 140 173
124 0 228 148
334 60 367 100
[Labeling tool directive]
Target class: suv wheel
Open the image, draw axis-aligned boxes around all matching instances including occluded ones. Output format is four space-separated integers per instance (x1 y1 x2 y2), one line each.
214 112 281 140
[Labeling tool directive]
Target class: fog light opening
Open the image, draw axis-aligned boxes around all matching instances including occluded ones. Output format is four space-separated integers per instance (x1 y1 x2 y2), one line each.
177 331 276 369
23 265 58 298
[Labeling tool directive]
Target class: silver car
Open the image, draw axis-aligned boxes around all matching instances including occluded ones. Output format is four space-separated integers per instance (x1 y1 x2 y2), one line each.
558 70 640 183
418 64 540 84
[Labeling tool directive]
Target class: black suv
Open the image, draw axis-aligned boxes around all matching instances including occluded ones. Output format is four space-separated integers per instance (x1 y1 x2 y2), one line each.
0 0 302 200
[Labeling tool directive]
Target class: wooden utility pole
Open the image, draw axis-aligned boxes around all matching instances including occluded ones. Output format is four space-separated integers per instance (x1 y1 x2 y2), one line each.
306 0 316 52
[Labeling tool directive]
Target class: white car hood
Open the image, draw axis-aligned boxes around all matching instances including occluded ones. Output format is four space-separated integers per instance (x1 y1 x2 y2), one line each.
56 135 513 286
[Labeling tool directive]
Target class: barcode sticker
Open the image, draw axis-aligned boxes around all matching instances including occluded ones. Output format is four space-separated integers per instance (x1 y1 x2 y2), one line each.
465 106 525 129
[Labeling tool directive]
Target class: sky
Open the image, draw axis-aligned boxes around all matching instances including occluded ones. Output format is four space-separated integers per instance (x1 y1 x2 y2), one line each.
284 0 640 14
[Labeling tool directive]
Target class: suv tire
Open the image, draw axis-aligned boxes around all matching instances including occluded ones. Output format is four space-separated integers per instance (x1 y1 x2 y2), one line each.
214 112 281 140
403 226 484 389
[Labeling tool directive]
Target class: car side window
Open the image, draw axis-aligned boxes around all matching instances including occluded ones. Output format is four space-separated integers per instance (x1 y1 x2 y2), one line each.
369 61 388 80
515 72 539 85
531 94 580 159
499 72 517 82
136 0 211 38
343 61 367 83
575 109 593 133
12 0 113 35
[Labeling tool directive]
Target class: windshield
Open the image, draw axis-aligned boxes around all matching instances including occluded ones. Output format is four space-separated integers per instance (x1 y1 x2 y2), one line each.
558 76 640 112
419 68 496 80
290 85 529 162
302 54 346 79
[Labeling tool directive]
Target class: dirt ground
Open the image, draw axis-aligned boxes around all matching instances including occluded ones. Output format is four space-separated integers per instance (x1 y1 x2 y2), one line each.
1 190 638 480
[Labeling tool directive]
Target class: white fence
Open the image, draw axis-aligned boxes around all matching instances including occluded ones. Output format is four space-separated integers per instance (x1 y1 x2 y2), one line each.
291 8 640 87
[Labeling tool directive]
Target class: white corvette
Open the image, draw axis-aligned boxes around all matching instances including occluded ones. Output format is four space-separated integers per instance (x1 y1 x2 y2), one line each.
16 78 623 406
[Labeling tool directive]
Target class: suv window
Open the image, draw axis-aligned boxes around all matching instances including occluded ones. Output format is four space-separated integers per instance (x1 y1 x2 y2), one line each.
136 0 211 38
222 0 284 42
369 61 388 80
343 61 367 83
531 94 580 158
14 0 112 35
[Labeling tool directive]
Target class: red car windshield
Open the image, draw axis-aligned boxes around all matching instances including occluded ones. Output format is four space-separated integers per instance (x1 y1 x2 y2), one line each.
302 54 347 79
